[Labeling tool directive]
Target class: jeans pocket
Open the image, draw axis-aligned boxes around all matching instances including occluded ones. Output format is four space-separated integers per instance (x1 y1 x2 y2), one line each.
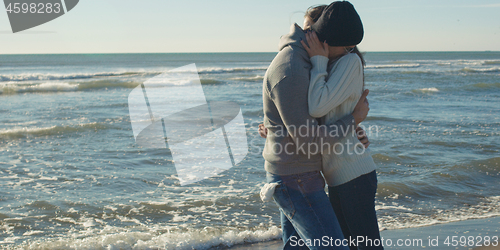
298 171 325 194
273 183 295 219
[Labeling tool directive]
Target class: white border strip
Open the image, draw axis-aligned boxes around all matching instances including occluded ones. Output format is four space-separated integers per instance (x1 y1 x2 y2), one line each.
60 0 68 13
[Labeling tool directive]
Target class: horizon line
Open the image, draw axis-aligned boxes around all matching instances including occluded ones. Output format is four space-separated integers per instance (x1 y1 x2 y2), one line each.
0 50 499 56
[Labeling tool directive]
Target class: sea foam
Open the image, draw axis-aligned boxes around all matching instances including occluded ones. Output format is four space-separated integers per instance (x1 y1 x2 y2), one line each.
10 226 281 250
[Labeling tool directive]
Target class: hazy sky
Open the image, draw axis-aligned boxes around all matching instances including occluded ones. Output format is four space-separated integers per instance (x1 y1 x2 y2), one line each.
1 0 499 54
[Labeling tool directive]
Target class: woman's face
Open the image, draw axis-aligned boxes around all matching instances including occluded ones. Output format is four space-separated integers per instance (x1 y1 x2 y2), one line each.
303 16 314 30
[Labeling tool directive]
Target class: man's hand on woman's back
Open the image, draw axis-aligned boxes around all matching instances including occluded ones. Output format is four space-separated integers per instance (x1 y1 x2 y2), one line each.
258 124 268 139
356 126 370 148
352 89 370 125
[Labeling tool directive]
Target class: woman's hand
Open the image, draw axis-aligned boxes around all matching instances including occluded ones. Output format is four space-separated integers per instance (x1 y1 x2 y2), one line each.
300 31 329 58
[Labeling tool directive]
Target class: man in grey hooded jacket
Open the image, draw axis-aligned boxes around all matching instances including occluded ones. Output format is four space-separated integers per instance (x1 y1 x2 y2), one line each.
263 19 370 250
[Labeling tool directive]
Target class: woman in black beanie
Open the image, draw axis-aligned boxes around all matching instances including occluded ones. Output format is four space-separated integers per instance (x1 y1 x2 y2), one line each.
301 2 384 250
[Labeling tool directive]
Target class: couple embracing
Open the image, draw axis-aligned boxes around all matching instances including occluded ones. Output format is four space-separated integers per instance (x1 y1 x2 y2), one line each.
260 1 383 250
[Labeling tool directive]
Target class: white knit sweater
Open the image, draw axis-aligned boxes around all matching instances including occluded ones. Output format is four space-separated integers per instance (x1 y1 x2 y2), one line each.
308 53 376 187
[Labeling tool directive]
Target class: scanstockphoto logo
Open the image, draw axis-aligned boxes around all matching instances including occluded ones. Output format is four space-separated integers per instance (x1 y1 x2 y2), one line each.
128 64 249 186
3 0 79 33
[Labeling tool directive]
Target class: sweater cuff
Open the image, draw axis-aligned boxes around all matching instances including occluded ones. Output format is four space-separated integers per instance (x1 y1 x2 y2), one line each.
310 55 329 73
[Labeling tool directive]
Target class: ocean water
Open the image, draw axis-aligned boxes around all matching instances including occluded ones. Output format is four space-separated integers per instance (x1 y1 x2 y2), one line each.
0 52 499 249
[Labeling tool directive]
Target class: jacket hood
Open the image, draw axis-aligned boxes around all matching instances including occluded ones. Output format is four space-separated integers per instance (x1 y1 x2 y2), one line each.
279 24 308 53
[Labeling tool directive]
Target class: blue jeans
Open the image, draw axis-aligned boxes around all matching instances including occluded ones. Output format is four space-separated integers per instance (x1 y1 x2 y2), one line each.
328 171 383 250
267 171 349 250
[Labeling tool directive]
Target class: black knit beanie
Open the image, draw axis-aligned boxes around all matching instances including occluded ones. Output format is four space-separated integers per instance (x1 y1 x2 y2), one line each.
311 1 364 46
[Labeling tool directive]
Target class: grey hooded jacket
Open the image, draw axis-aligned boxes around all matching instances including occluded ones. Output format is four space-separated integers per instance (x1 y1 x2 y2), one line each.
262 24 356 175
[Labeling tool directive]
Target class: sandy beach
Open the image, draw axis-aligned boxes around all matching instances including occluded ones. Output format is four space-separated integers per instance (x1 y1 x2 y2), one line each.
226 216 500 250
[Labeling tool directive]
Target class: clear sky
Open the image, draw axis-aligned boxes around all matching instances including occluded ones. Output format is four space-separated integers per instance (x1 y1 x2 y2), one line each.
1 0 499 54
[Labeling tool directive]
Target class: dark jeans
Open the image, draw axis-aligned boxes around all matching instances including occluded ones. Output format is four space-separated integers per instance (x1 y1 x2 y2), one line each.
267 171 349 250
328 171 384 250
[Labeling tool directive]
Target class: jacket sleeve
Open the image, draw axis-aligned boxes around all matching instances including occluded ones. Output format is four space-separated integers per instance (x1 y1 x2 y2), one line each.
308 54 363 118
